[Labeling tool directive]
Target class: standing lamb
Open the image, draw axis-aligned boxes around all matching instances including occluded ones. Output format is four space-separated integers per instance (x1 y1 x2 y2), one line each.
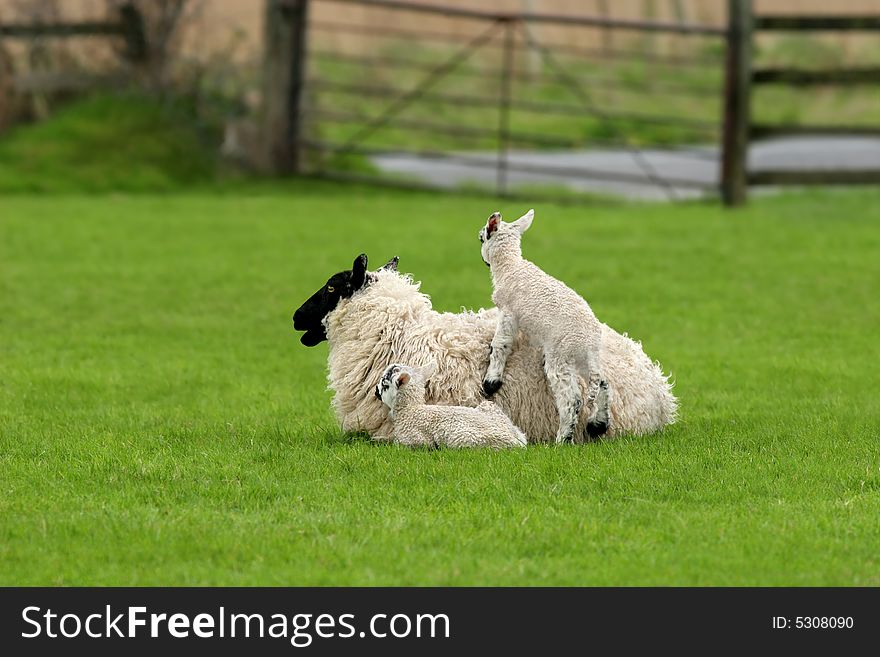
375 363 528 449
479 209 610 443
292 253 677 442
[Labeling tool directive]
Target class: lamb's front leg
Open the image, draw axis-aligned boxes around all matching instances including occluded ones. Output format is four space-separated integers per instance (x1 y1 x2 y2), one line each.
482 311 518 397
393 431 436 449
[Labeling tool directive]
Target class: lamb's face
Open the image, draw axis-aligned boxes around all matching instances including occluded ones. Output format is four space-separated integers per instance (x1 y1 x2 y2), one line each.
478 223 494 267
375 362 436 409
479 209 535 266
375 363 410 409
293 254 399 346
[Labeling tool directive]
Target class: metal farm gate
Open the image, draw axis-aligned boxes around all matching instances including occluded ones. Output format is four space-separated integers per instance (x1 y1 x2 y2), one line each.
265 0 727 202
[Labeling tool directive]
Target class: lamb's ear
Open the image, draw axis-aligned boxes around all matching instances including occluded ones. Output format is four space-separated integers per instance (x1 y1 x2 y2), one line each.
419 362 437 381
396 372 411 387
351 253 368 289
380 256 399 272
487 211 501 236
513 209 534 234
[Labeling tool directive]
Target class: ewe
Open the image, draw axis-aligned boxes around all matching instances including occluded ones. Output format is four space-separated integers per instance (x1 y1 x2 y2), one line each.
376 363 528 449
479 209 610 443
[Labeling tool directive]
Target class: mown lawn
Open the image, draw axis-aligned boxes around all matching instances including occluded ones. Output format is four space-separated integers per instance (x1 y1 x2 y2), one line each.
1 184 878 585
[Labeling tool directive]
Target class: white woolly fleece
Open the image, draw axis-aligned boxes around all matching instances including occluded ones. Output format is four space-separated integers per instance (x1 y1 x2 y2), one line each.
378 364 527 449
324 268 677 443
482 209 608 439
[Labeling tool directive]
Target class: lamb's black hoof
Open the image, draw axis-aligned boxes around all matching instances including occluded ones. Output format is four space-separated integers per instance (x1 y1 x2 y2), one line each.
482 379 502 397
586 420 608 438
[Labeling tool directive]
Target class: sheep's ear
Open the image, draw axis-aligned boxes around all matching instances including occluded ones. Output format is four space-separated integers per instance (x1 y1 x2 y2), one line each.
396 372 411 387
487 211 501 236
513 209 534 234
380 256 399 272
351 253 368 289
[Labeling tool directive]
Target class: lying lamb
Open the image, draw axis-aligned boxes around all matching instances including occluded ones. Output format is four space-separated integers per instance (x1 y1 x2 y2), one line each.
479 209 611 443
375 363 528 449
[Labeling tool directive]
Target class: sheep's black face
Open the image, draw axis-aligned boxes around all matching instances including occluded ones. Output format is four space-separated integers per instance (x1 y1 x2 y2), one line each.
292 254 399 347
293 254 368 347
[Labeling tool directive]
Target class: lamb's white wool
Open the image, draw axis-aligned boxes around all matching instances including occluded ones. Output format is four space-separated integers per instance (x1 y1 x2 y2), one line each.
376 363 527 449
324 267 676 443
479 208 609 443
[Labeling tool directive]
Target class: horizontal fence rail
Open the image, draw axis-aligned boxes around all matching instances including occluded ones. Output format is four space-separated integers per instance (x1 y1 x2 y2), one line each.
752 68 880 86
308 49 722 97
291 0 727 35
754 15 880 31
0 22 125 37
306 108 721 155
309 80 719 132
750 124 880 139
748 169 880 185
0 4 147 62
308 19 725 69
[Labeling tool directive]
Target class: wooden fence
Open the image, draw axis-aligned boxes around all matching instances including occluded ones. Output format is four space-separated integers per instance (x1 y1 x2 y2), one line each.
264 0 879 205
264 0 726 202
0 3 147 95
721 0 880 205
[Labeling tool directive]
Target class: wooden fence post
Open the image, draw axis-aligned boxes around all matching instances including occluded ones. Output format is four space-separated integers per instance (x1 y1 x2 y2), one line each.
721 0 752 206
118 2 148 63
263 0 309 174
597 0 612 56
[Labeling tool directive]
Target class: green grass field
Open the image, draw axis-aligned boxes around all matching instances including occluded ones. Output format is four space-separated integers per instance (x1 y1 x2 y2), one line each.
1 182 879 585
0 94 220 193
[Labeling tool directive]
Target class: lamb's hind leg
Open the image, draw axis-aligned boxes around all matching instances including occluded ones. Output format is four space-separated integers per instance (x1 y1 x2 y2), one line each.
576 348 610 439
483 312 518 397
587 379 610 438
544 355 581 444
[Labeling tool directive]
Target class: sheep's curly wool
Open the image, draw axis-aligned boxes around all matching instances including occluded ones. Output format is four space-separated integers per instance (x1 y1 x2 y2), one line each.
325 269 677 442
377 364 527 449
